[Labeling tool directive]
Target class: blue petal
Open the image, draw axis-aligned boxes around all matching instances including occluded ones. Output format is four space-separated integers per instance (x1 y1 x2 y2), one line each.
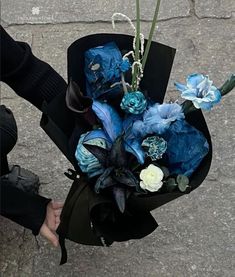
132 120 148 138
174 82 187 92
123 114 143 140
181 89 198 99
123 114 142 131
210 88 221 104
187 73 204 88
92 100 123 142
194 100 213 110
163 120 209 176
124 139 145 164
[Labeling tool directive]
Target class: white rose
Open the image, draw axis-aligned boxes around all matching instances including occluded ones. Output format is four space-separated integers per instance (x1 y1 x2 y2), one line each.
139 164 164 192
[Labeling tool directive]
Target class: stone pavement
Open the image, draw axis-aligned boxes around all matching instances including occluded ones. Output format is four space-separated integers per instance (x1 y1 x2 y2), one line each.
0 1 235 276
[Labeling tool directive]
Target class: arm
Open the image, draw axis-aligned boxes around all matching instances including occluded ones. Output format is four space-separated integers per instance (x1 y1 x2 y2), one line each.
0 25 67 110
0 182 63 246
0 181 50 235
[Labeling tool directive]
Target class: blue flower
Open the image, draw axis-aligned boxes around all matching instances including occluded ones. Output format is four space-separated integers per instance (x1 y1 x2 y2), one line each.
142 136 167 161
132 103 185 137
119 58 131 73
75 132 107 177
85 42 131 99
175 73 222 110
120 91 147 114
162 120 209 177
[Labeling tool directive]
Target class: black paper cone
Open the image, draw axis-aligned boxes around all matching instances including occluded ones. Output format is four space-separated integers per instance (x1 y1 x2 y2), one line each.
40 34 212 254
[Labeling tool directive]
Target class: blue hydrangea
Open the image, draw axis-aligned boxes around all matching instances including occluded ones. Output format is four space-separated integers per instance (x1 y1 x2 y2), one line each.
162 120 209 177
75 132 107 177
120 91 147 114
132 103 185 137
175 73 221 110
142 136 167 161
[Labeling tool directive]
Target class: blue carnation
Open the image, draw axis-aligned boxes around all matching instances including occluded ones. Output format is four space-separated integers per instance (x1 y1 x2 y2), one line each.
162 120 209 177
142 136 167 161
175 73 221 110
120 91 147 115
132 103 185 137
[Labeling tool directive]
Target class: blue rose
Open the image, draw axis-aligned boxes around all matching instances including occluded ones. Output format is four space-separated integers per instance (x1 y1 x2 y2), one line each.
120 91 147 114
75 132 107 177
175 73 221 110
132 103 185 137
142 136 167 161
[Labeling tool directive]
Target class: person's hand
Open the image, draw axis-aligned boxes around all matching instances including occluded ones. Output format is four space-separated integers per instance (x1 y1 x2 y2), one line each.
39 201 63 247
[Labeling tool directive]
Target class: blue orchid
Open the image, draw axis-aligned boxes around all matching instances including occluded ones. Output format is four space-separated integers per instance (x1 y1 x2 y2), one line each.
175 73 221 110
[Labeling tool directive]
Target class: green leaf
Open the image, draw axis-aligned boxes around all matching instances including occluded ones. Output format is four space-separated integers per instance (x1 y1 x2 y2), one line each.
219 74 235 96
165 178 177 192
161 166 170 178
176 175 189 192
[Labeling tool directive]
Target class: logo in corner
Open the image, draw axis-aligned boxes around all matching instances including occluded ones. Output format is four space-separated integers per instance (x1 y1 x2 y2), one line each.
32 7 40 15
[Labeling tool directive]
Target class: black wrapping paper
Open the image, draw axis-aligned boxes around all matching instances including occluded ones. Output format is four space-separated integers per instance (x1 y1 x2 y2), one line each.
40 34 212 253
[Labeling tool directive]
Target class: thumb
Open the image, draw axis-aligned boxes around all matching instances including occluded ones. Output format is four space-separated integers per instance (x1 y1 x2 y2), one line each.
40 224 59 247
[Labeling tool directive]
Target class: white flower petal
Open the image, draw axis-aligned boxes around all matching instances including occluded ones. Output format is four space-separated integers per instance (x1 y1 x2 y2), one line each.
139 164 164 192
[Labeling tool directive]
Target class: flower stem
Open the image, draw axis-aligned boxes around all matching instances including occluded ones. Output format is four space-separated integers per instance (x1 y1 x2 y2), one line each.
132 0 141 91
142 0 161 70
181 100 196 115
121 73 128 93
219 74 235 96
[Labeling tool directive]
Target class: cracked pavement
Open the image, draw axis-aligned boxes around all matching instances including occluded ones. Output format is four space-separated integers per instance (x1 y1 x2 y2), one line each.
0 1 235 276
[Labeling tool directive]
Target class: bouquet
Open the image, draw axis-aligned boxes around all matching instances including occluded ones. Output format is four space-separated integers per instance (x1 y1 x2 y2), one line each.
40 0 235 265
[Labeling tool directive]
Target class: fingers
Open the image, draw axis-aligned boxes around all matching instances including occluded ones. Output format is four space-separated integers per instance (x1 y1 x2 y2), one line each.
55 221 60 230
55 214 60 222
51 201 64 209
54 209 62 217
40 224 59 247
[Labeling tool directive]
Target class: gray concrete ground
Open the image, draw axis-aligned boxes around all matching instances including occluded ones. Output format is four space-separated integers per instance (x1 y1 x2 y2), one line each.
0 1 235 276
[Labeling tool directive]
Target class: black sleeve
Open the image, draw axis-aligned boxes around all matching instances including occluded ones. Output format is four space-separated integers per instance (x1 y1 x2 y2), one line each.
0 181 51 235
0 25 67 110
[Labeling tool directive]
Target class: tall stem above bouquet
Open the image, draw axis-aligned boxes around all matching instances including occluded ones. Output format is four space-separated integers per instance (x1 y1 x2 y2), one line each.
142 0 161 70
132 0 162 91
131 0 140 90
